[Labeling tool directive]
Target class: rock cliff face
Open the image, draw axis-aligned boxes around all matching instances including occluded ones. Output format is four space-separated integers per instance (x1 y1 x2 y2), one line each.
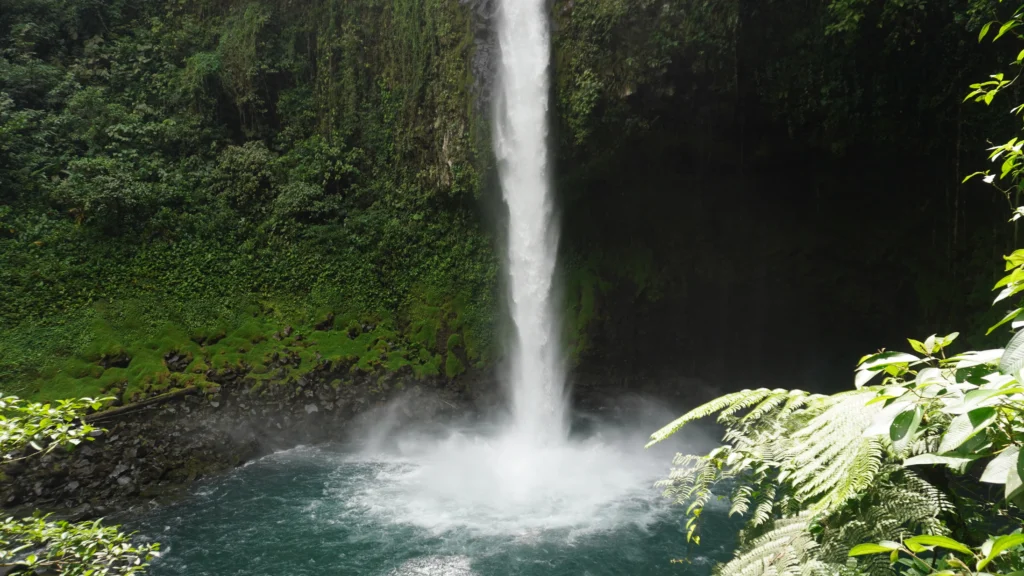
1 368 490 519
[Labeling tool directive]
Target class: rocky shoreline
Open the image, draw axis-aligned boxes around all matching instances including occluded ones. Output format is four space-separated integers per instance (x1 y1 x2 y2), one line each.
0 366 491 522
0 354 721 524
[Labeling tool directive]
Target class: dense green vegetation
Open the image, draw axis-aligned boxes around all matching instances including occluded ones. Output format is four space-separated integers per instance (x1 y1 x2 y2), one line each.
0 0 497 400
0 0 1020 399
650 5 1024 572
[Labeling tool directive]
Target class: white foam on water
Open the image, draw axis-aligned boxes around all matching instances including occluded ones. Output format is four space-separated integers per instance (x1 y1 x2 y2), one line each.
331 425 672 538
386 556 477 576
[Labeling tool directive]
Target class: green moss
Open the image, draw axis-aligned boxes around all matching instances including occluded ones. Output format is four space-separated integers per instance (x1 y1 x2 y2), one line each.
150 325 201 355
231 319 270 343
412 353 442 378
9 257 489 400
189 358 210 374
344 320 361 338
190 326 227 346
66 360 104 380
410 315 441 351
446 333 462 352
80 330 128 363
385 354 410 372
444 352 465 379
563 256 612 363
210 353 242 370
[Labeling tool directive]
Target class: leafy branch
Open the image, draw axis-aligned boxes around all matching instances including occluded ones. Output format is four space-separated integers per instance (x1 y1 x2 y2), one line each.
0 396 110 461
0 396 159 575
0 515 159 576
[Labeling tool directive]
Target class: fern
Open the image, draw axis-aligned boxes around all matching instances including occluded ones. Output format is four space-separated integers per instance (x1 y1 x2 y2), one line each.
784 392 882 512
657 450 736 519
815 468 952 575
750 484 777 527
714 513 820 576
742 392 797 423
720 389 792 420
647 388 785 447
730 484 755 517
652 385 953 576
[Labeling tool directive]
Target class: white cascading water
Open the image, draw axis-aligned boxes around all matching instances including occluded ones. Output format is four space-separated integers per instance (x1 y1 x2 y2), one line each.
342 0 688 538
493 0 566 442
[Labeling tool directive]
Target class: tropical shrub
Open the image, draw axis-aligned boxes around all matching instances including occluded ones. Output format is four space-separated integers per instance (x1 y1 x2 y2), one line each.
649 329 1024 574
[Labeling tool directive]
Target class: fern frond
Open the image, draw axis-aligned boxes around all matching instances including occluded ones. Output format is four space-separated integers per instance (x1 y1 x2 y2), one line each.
658 451 739 514
730 484 755 517
799 559 861 576
647 389 782 447
798 437 883 511
656 385 946 576
714 513 818 576
741 392 796 423
815 467 951 574
786 392 883 512
751 484 777 527
775 392 827 422
870 469 952 530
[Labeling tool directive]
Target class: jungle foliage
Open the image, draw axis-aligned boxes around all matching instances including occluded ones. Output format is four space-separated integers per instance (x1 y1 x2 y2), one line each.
1 0 1020 400
0 0 497 399
650 4 1024 572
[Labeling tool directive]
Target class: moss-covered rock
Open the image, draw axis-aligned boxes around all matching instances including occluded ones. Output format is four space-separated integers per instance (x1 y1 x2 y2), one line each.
445 353 465 379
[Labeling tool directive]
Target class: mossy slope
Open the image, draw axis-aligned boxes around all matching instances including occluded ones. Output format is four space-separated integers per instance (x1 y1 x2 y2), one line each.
7 294 482 403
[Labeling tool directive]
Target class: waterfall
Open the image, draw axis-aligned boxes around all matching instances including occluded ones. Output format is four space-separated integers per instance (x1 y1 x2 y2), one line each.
493 0 566 442
309 0 669 539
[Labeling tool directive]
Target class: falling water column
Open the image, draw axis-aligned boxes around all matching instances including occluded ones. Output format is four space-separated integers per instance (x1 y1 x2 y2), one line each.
493 0 566 442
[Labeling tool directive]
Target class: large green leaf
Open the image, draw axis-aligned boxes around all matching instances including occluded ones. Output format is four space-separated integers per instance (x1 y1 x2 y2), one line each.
977 533 1024 570
849 542 900 556
1005 249 1024 269
855 351 919 388
994 20 1021 41
952 387 1024 414
1000 329 1024 375
981 447 1020 484
858 352 919 371
980 20 994 41
995 282 1024 303
907 339 928 355
938 407 997 453
903 454 978 471
890 407 921 454
953 349 1005 368
855 369 881 388
1017 447 1024 496
1008 459 1024 500
995 269 1024 289
903 535 973 556
988 308 1024 335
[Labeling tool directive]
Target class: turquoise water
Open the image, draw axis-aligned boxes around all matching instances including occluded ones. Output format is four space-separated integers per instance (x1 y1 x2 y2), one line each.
130 425 737 575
